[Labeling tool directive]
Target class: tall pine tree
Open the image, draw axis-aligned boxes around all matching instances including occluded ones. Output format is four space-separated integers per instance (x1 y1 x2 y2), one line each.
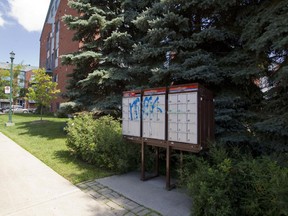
62 0 152 114
62 0 287 155
243 0 288 155
132 0 264 150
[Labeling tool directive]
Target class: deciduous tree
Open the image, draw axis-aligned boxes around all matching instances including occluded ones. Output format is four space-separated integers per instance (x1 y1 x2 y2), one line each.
26 68 60 120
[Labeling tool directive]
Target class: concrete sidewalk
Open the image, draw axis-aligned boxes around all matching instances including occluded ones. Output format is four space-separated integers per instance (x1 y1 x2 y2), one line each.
0 132 114 216
0 132 192 216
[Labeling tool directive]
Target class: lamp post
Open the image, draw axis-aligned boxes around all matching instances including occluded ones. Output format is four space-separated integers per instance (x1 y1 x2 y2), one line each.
6 51 15 127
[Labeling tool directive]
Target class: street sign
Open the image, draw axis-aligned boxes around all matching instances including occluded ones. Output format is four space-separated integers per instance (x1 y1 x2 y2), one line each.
5 86 10 94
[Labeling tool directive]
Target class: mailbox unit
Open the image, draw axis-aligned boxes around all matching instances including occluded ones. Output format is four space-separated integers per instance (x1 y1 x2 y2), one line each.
167 84 214 152
122 83 214 189
122 83 214 152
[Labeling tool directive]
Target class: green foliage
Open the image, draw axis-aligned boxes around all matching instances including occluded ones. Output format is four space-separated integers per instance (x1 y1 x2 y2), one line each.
241 0 288 153
62 0 152 113
62 0 288 152
0 68 9 99
131 0 267 148
26 68 60 119
60 2 288 215
12 64 22 102
0 64 23 101
65 114 140 172
56 102 82 118
0 114 112 184
62 4 288 214
180 146 288 216
235 157 288 216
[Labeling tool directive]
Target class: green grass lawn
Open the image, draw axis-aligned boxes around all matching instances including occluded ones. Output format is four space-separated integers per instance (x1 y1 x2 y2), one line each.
0 113 113 184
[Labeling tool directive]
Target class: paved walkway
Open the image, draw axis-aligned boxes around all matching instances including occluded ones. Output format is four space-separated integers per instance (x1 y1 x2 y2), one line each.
0 132 191 216
77 181 160 216
0 132 114 216
95 173 191 216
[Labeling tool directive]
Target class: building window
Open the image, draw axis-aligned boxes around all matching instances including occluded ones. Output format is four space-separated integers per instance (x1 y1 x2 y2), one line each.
30 75 35 82
51 6 54 17
55 20 60 33
51 52 55 70
51 37 55 52
55 48 59 68
46 56 51 71
55 0 59 9
46 34 50 51
53 74 58 83
56 102 60 110
55 21 60 48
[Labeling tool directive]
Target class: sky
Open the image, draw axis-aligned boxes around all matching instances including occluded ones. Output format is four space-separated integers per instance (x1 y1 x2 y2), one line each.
0 0 50 67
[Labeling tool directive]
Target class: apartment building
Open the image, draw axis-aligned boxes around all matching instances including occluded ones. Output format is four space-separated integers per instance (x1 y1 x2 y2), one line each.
40 0 79 111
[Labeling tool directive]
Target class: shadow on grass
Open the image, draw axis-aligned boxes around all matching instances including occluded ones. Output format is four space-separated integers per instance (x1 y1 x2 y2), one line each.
17 120 67 140
53 150 113 184
12 113 56 119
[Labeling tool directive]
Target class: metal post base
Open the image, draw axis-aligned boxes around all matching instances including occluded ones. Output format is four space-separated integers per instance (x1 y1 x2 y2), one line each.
5 122 15 127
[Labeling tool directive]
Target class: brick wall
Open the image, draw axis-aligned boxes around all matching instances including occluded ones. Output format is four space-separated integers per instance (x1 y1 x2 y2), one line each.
40 0 79 112
39 24 52 69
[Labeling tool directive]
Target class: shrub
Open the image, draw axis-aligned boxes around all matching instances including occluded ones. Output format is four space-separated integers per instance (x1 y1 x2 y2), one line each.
56 102 82 118
183 151 234 216
65 113 96 161
65 113 140 173
234 157 288 216
180 146 288 216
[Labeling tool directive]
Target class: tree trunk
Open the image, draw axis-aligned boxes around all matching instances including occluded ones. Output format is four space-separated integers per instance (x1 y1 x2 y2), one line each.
40 105 43 121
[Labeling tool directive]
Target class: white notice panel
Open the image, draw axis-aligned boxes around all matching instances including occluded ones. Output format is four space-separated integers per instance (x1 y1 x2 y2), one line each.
168 92 198 144
142 94 165 140
122 95 141 137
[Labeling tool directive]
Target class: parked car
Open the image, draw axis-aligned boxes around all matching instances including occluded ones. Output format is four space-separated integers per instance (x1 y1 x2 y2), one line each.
0 107 5 113
28 108 37 113
1 107 9 113
4 105 29 113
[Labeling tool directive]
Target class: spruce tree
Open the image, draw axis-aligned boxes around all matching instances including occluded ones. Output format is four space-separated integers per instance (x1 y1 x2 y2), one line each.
132 0 264 149
62 0 152 114
243 0 288 155
62 0 106 111
62 0 287 155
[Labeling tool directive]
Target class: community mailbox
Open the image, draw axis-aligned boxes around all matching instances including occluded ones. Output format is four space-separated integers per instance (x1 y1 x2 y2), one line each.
122 83 214 152
122 83 214 189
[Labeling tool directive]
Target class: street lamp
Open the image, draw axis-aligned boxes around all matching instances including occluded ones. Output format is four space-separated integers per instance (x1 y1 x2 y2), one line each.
6 51 15 126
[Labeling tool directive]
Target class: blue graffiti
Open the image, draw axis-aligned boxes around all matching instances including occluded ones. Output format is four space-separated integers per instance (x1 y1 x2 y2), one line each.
129 97 140 120
142 96 163 118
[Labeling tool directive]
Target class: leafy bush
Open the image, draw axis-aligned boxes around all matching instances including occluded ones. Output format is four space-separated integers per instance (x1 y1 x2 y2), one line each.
180 146 288 216
234 157 288 216
56 102 82 118
65 113 140 172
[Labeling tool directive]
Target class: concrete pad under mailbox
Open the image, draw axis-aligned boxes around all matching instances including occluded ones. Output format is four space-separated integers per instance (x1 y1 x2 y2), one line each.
97 172 192 216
